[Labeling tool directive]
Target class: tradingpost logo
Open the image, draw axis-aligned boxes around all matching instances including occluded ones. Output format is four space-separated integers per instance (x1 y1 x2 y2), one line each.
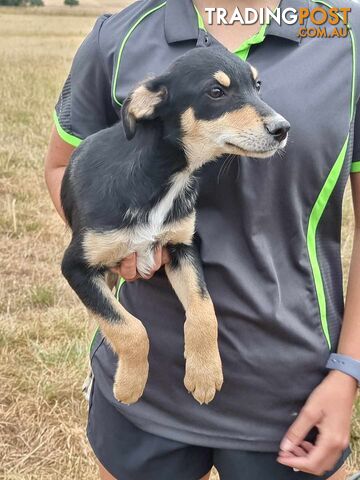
297 7 350 38
204 6 351 38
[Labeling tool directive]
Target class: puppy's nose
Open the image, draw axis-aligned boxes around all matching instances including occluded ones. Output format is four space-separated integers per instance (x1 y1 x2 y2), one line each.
265 118 290 142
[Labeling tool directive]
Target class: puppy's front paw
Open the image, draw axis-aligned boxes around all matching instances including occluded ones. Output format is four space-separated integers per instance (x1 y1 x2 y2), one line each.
184 352 223 405
113 358 149 405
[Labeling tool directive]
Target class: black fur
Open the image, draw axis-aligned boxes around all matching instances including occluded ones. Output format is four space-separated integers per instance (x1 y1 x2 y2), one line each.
61 45 287 323
167 243 208 298
62 118 188 233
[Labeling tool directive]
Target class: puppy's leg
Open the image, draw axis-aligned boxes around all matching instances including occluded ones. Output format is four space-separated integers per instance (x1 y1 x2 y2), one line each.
165 243 223 404
62 242 149 404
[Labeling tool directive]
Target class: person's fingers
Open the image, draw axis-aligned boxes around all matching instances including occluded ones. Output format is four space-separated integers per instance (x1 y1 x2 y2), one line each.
110 265 122 276
277 431 343 476
119 253 137 281
278 450 293 458
279 406 322 452
161 247 170 265
278 444 309 458
278 441 314 458
307 432 348 473
291 445 309 457
113 247 169 282
300 441 315 454
126 273 141 282
152 245 162 271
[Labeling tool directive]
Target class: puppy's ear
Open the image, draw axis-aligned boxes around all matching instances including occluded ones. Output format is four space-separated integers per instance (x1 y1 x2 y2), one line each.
121 95 137 140
121 80 168 140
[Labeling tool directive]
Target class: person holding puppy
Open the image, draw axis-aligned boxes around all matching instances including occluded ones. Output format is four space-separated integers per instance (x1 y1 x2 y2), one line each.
45 0 360 478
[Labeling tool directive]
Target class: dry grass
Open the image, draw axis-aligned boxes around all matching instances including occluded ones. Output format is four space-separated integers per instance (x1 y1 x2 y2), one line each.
0 10 99 480
0 6 358 480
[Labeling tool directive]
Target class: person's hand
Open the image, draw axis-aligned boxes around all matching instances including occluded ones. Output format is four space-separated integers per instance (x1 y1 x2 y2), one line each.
277 370 357 476
111 246 170 282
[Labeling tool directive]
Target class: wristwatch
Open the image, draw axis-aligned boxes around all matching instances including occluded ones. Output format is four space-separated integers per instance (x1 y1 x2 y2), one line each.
326 353 360 385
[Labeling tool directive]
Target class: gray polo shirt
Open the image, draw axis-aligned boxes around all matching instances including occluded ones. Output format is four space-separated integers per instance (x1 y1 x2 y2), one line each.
55 0 360 450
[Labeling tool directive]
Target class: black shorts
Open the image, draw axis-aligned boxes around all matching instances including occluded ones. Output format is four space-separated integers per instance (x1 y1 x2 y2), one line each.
87 378 350 480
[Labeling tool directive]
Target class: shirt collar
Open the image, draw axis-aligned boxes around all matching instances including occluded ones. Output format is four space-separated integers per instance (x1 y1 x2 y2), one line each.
164 0 199 44
164 0 309 45
266 0 310 43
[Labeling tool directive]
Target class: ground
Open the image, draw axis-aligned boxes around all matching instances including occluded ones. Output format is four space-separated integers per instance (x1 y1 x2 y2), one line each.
0 3 359 479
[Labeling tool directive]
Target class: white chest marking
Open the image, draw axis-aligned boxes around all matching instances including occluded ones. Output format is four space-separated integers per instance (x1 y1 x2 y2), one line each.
83 171 193 278
149 171 190 229
130 171 192 276
128 170 191 246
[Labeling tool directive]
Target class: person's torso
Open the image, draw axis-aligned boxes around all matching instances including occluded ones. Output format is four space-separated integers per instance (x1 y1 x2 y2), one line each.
90 0 360 448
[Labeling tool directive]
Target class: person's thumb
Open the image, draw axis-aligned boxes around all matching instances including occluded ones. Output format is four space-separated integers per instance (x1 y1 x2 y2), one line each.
280 405 321 452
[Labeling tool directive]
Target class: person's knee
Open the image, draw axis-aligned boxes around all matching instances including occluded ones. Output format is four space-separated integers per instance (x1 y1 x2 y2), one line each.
328 464 348 480
98 462 117 480
199 470 212 480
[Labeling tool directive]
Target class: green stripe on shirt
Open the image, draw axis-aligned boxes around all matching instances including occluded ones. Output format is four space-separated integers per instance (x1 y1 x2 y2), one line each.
351 161 360 173
53 110 82 147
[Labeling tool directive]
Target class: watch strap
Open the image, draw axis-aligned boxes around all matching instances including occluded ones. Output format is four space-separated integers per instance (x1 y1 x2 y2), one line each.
326 353 360 385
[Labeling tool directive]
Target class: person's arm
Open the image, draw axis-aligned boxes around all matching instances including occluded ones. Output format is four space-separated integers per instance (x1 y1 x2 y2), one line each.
338 173 360 359
277 174 360 476
45 128 74 221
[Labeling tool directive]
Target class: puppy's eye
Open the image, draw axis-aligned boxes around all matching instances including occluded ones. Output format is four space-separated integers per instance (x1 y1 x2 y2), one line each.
208 86 225 99
255 80 262 92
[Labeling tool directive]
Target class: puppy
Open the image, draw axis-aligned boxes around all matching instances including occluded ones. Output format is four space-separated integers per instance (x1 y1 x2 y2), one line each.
61 46 289 405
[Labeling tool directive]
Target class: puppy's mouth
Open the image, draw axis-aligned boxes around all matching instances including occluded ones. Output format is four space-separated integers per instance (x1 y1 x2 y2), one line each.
224 141 284 158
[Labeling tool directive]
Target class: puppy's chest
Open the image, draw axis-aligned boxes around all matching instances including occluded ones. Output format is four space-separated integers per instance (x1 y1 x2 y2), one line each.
128 179 197 277
83 173 197 271
130 213 195 249
126 172 198 247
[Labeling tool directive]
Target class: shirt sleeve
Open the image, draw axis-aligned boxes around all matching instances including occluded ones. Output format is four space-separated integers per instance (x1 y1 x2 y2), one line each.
54 15 117 147
351 102 360 173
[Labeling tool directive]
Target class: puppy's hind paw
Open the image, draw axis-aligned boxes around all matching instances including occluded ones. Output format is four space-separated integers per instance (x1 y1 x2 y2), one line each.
184 355 223 405
113 360 149 405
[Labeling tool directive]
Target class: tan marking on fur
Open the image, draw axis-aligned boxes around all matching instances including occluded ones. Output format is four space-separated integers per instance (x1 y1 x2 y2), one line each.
214 70 231 87
83 213 196 269
160 213 195 246
165 260 223 404
93 276 149 404
250 65 258 80
83 229 129 267
129 84 164 119
180 106 264 169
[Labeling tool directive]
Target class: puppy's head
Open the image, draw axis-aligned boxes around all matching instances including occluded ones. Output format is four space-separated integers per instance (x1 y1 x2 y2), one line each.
121 46 290 169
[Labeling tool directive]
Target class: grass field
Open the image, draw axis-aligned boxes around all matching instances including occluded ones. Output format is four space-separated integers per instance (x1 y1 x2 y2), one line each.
0 5 358 479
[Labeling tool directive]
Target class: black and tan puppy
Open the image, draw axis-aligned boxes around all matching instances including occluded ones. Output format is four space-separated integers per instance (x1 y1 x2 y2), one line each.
61 46 289 405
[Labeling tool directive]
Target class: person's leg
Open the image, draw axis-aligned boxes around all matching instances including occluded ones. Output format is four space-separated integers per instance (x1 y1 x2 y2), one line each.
89 380 213 480
99 462 116 480
200 472 212 480
99 460 344 480
98 462 212 480
328 465 347 480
